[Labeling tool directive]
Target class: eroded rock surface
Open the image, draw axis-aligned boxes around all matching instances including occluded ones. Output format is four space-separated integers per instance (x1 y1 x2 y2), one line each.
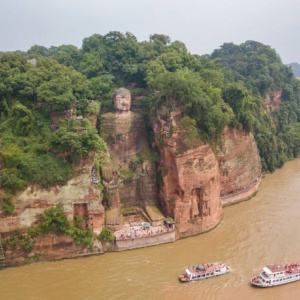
217 127 262 206
0 160 104 234
154 106 223 238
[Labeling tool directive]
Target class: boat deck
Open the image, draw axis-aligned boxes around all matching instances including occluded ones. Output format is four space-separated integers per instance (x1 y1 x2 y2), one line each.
265 263 300 275
188 262 227 274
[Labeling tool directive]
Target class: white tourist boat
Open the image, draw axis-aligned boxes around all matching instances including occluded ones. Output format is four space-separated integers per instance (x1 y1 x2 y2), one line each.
251 263 300 287
179 262 230 282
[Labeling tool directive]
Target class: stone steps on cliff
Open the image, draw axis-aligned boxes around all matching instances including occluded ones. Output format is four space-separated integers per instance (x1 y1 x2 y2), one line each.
0 233 5 269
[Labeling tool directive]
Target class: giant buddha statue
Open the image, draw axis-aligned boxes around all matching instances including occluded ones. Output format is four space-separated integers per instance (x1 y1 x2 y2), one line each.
100 87 158 229
113 87 131 113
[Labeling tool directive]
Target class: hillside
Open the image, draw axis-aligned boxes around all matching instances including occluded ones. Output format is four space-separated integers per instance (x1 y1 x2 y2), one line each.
1 33 300 266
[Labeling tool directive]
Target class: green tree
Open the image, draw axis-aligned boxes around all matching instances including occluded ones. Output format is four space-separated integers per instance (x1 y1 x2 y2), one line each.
1 192 14 214
97 228 115 242
40 204 70 235
11 102 34 136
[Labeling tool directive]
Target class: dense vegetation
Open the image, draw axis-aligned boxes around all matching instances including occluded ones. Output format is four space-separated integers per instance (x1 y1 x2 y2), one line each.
1 32 300 202
0 54 106 194
210 41 300 171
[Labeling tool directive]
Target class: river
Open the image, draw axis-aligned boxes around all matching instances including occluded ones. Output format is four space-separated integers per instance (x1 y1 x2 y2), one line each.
2 159 300 300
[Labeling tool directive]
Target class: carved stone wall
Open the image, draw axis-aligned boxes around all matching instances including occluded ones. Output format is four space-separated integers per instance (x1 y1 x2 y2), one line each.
155 107 223 238
100 90 157 227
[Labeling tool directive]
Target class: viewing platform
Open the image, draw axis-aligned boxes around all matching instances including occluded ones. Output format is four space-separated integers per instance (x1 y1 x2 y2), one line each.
114 222 176 251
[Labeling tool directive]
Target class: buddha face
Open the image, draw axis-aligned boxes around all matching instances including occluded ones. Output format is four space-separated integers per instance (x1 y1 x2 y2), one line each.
114 88 131 112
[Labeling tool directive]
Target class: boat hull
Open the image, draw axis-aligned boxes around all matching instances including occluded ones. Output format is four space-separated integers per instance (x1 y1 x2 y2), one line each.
179 271 229 282
251 275 300 288
251 263 300 288
179 263 230 283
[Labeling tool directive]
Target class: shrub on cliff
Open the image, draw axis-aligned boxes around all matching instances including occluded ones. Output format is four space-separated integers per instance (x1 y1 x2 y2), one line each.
1 192 14 214
30 205 93 248
97 228 115 242
66 227 93 248
40 204 70 235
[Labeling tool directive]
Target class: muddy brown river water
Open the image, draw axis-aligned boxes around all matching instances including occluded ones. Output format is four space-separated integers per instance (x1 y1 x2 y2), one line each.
2 159 300 300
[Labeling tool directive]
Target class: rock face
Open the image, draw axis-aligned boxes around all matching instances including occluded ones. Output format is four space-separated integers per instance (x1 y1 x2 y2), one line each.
0 160 105 234
217 127 262 206
264 89 282 112
3 235 103 267
154 105 262 238
154 106 223 238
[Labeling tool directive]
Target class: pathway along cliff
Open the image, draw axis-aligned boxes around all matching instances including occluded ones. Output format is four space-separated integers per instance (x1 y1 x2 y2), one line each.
2 159 300 300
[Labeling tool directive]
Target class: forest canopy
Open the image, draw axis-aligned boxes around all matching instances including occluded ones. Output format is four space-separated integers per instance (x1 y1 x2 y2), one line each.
1 32 300 194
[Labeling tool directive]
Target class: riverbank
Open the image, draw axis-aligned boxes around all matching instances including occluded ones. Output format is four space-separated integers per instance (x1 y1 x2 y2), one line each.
1 179 261 268
3 159 300 299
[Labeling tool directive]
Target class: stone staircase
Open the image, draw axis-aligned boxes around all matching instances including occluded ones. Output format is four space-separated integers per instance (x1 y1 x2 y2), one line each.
0 233 5 269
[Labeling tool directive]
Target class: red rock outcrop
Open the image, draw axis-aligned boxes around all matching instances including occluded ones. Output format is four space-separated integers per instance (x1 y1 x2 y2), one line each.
217 127 262 206
264 89 282 112
0 159 104 234
155 107 223 238
3 235 103 267
154 104 262 237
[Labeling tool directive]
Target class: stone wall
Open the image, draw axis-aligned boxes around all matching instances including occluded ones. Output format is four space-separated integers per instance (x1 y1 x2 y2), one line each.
115 231 176 251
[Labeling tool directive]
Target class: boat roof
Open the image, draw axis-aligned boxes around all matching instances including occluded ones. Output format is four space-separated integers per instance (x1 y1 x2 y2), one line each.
186 262 228 275
264 265 286 273
263 267 274 275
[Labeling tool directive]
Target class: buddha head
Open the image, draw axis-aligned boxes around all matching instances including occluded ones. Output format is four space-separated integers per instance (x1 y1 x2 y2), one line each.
113 88 131 113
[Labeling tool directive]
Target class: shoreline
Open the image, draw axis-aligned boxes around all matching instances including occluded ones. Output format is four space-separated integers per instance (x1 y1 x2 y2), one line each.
1 182 261 269
221 175 261 207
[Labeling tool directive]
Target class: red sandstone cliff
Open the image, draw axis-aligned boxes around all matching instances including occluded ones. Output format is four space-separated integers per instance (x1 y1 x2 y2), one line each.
155 107 223 238
264 89 282 112
0 89 263 266
0 158 105 234
217 127 262 206
154 105 262 237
